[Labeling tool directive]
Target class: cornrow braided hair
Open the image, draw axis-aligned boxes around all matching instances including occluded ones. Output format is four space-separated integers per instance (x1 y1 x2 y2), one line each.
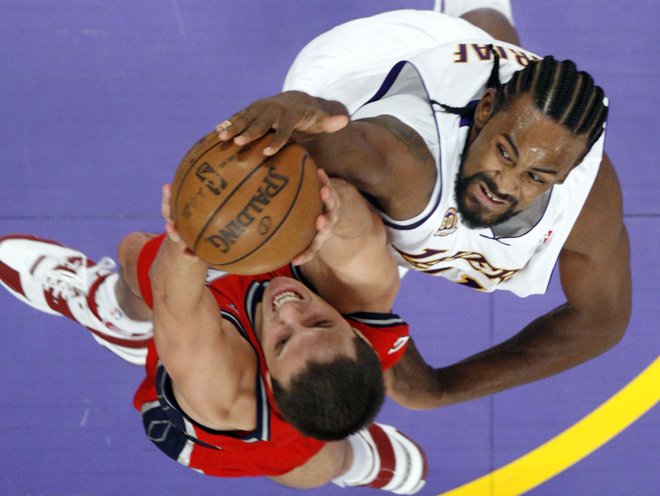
437 47 608 151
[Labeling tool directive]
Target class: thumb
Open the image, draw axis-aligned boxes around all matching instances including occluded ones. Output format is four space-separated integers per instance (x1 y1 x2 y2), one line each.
322 114 349 133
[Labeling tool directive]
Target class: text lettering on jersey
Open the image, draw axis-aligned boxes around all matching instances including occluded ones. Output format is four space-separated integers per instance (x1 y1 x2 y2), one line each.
453 43 541 67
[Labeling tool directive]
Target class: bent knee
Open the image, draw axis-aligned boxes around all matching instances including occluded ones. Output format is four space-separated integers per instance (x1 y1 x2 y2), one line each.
117 232 153 267
117 232 155 293
461 9 520 45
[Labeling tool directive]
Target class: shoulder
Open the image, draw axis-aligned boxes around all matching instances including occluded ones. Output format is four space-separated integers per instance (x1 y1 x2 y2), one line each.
347 312 410 369
157 281 260 432
170 317 259 432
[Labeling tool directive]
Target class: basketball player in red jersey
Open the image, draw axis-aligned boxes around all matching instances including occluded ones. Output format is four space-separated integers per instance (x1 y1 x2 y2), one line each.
0 171 426 493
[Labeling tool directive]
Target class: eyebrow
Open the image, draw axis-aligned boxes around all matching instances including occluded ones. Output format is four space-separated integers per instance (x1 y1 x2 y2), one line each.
503 133 519 158
503 133 559 176
530 167 559 175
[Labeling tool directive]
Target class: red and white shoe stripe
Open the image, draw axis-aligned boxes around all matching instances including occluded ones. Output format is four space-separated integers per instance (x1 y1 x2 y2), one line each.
345 423 427 495
0 234 151 365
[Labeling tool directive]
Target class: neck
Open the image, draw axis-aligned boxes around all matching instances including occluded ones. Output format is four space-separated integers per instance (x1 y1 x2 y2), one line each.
253 301 264 341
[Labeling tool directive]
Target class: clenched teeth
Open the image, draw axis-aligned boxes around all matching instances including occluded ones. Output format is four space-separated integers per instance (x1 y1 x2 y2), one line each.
482 185 504 204
273 290 303 311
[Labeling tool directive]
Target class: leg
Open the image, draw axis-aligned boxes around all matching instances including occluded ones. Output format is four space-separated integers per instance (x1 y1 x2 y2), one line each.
270 423 428 494
436 0 521 45
116 232 155 321
269 440 351 489
461 8 520 45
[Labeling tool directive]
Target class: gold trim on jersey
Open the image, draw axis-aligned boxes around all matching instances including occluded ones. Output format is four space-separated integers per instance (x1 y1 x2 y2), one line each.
393 246 519 287
433 207 458 237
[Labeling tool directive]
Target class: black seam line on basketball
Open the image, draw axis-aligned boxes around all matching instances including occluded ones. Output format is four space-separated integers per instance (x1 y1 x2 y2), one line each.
214 153 308 266
173 137 227 224
192 154 274 252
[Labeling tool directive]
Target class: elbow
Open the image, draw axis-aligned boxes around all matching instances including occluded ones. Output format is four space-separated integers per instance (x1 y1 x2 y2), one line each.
591 305 630 355
606 295 632 345
602 316 629 350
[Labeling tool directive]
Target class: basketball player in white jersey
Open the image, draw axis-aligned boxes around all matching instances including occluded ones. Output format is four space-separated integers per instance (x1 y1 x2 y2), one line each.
216 2 631 409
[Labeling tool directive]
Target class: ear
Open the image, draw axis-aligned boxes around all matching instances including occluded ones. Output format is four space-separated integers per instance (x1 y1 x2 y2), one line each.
473 88 498 130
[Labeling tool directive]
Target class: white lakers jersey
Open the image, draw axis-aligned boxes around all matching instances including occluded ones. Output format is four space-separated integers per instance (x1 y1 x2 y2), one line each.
284 11 604 296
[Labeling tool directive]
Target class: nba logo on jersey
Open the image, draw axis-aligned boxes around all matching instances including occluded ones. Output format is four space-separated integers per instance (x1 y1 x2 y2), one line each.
434 207 458 237
540 229 553 244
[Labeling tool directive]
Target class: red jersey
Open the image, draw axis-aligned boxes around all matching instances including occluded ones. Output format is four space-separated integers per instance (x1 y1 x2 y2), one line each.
133 234 409 477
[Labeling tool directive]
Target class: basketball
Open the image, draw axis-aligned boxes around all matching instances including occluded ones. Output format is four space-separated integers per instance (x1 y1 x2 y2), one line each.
170 131 322 274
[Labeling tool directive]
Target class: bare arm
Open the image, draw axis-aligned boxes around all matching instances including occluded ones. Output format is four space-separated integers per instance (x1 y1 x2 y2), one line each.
218 91 436 221
150 186 256 429
299 174 400 314
384 339 444 409
386 154 632 408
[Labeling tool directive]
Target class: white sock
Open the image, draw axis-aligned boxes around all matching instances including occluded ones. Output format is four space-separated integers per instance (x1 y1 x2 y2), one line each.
434 0 515 25
94 273 152 335
332 430 377 487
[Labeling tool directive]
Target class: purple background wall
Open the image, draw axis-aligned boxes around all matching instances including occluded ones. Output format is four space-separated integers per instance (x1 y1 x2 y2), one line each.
0 1 657 495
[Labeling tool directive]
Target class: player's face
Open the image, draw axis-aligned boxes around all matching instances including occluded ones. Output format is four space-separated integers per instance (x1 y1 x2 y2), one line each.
259 277 357 387
457 92 589 228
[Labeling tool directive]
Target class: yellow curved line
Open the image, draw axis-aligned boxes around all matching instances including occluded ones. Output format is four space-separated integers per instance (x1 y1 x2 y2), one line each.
439 356 660 496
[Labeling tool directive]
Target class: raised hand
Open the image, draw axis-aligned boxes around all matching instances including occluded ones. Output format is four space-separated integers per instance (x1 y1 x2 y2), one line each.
291 169 340 266
216 90 349 156
161 184 198 259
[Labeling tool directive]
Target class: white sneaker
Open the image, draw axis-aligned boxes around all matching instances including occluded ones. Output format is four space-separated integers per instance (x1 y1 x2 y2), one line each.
0 234 151 365
340 423 427 494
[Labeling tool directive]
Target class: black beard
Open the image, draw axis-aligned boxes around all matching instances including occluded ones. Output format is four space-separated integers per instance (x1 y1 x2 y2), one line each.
454 138 518 229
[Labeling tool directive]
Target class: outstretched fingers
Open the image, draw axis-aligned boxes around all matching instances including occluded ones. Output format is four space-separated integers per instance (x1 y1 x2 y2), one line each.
216 91 349 156
215 104 269 144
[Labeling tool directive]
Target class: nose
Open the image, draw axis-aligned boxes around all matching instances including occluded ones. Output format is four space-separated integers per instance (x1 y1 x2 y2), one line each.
275 301 307 326
492 168 520 198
